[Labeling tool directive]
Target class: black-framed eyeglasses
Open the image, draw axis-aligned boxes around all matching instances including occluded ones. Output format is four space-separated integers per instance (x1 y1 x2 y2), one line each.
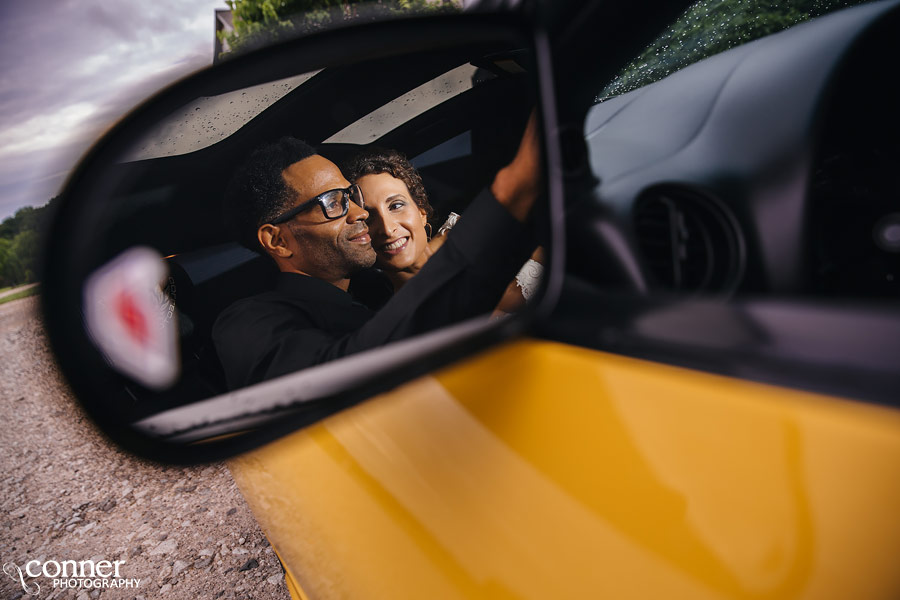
268 184 365 224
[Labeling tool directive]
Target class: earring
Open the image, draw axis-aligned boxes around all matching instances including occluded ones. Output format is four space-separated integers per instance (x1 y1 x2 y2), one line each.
425 222 433 241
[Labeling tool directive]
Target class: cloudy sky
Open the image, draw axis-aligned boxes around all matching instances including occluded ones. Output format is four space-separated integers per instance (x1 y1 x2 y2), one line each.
0 0 226 220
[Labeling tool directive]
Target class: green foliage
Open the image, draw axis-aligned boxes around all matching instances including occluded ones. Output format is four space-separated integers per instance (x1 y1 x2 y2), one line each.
600 0 871 99
10 230 40 283
0 238 20 288
0 197 56 287
219 0 461 58
0 206 43 240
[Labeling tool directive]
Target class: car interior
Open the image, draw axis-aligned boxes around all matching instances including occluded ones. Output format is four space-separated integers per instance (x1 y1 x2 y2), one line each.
93 41 536 419
543 0 900 408
573 1 900 300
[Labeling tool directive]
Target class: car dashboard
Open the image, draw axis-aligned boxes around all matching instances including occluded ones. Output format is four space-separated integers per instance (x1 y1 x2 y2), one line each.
583 0 900 300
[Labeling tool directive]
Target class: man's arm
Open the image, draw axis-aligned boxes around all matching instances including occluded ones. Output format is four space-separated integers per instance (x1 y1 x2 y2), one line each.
491 112 541 223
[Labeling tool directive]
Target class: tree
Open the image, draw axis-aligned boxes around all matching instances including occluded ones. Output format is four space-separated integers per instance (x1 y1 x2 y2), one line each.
10 229 41 283
0 197 56 286
0 238 23 288
0 206 38 239
219 0 460 58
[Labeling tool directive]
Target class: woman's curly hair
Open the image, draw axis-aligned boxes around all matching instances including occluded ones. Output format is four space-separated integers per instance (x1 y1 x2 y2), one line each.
343 147 434 225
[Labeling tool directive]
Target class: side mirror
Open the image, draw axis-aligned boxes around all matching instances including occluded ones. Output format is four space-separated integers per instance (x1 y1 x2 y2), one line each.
41 14 562 463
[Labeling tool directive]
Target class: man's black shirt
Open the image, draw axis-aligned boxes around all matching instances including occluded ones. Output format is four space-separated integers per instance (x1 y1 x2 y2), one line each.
212 190 534 390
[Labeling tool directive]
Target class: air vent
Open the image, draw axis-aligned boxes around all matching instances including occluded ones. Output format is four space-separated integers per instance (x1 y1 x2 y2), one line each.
634 188 744 293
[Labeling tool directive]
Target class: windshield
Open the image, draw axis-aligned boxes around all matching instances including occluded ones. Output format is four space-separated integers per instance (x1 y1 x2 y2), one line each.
599 0 873 101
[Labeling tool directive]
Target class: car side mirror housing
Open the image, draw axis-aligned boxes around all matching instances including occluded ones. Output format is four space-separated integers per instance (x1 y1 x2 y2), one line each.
40 13 563 463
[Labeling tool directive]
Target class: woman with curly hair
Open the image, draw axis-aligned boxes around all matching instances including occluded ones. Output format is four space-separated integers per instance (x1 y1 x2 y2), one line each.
343 147 439 292
344 146 543 314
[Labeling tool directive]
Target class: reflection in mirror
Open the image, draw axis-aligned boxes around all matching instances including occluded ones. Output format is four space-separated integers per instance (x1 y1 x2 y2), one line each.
67 39 544 446
126 72 318 160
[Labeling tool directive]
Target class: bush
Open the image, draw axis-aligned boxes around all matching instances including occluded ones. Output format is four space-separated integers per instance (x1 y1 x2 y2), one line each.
0 198 55 287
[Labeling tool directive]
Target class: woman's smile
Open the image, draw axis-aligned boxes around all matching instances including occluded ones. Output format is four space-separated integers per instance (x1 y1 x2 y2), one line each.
381 236 410 254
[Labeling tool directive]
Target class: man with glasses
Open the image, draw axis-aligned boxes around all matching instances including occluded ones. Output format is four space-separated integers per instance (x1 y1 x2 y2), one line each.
214 128 538 390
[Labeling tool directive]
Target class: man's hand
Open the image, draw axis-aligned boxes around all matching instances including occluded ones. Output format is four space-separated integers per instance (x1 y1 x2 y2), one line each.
491 111 541 223
424 231 449 258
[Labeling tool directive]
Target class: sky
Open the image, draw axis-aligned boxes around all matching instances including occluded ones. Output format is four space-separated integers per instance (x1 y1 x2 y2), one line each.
0 0 227 220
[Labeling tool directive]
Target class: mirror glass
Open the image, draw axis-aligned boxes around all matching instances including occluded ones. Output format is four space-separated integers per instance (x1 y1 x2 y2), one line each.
45 28 546 452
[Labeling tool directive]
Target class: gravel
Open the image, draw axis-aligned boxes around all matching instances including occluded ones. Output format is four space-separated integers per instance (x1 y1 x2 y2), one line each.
0 297 291 600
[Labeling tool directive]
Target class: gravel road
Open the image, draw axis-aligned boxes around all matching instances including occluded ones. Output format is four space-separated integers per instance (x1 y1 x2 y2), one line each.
0 297 291 600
